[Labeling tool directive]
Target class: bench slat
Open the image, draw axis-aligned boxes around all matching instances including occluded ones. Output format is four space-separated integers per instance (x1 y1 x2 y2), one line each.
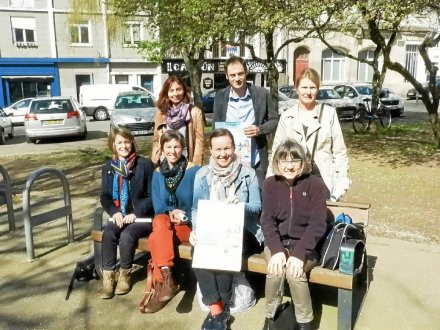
91 230 353 289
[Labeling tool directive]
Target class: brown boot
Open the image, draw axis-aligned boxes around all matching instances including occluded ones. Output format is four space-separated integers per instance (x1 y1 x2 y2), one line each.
157 267 179 302
100 270 115 299
115 268 131 295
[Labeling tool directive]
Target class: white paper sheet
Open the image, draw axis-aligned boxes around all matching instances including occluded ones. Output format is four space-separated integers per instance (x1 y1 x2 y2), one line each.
192 200 244 272
108 218 152 223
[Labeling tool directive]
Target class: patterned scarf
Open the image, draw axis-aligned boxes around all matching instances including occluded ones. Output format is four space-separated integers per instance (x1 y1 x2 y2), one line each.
208 153 242 202
160 155 188 206
166 102 191 130
111 152 137 216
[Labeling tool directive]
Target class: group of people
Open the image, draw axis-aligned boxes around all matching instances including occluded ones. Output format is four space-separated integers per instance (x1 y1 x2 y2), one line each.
98 55 350 330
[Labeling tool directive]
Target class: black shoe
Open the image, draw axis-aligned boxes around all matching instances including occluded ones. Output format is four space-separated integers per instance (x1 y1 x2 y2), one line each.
296 320 315 330
211 310 230 330
201 312 215 330
262 317 275 330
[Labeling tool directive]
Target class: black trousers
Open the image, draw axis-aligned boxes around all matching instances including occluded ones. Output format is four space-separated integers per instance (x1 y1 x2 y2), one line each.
194 230 263 306
102 221 152 270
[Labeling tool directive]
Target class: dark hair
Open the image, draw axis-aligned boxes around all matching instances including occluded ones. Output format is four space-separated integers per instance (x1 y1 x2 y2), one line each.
160 130 186 151
224 56 248 75
209 128 235 148
156 75 191 114
108 127 137 159
272 139 311 176
294 68 320 89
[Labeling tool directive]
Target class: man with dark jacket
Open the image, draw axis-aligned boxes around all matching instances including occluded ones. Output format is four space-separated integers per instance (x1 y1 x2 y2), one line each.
213 56 278 187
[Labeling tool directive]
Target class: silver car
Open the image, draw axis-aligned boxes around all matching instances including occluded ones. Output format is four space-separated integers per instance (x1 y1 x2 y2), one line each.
25 97 87 143
277 91 296 114
110 91 156 136
0 107 14 144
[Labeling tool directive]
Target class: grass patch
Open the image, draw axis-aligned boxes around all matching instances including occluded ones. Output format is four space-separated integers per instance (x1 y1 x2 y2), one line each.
343 122 440 167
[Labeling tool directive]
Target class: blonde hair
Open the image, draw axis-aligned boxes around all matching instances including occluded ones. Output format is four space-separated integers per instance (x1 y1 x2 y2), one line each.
294 68 320 89
272 139 311 176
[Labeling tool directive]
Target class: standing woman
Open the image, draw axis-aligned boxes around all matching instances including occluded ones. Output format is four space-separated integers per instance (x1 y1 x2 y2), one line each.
190 128 263 330
100 127 154 299
147 130 200 310
261 139 328 330
151 75 205 166
270 68 350 201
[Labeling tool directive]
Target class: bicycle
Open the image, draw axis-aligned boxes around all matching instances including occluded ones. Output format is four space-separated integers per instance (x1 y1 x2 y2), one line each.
352 98 391 133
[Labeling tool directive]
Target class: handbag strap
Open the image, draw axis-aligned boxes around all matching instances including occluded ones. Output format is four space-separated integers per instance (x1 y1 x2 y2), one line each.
310 103 324 167
138 260 155 313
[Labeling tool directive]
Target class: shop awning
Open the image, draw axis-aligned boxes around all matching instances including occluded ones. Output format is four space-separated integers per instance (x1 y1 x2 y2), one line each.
2 75 53 80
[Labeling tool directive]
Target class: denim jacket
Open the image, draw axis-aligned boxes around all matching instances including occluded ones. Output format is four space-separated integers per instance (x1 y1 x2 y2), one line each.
191 164 264 244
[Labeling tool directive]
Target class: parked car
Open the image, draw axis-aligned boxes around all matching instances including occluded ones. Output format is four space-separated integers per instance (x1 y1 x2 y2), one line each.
3 98 33 125
277 91 296 114
406 79 440 99
317 87 358 119
109 91 156 136
201 90 217 113
333 83 404 117
25 97 87 143
0 107 14 144
79 84 151 121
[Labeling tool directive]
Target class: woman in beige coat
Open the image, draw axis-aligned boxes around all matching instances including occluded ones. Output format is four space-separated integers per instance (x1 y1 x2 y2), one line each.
269 69 350 201
151 76 204 166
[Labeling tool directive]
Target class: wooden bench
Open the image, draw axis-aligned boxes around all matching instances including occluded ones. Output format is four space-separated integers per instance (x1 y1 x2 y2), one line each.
91 201 370 330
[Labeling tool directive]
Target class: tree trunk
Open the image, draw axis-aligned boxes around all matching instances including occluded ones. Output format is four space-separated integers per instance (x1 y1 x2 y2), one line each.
264 30 280 113
182 49 206 123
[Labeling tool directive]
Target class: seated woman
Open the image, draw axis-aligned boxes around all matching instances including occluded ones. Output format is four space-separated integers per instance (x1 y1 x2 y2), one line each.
190 128 263 330
147 130 200 309
261 139 329 330
100 127 154 299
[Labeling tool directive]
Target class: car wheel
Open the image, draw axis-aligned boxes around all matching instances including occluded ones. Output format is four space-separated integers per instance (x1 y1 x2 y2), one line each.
8 125 14 138
0 129 5 145
26 136 36 144
94 107 108 121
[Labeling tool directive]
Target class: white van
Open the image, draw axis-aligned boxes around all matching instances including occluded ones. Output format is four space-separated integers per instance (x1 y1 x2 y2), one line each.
79 84 151 121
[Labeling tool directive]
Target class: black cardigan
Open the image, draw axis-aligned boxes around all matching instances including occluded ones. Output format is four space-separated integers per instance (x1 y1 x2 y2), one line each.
100 156 154 218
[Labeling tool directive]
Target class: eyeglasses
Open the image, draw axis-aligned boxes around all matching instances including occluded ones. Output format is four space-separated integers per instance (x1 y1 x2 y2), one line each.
278 159 302 167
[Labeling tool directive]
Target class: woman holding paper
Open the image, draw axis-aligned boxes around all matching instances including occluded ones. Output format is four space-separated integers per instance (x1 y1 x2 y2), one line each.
190 128 263 330
100 127 154 299
146 130 200 310
261 139 328 330
151 75 205 166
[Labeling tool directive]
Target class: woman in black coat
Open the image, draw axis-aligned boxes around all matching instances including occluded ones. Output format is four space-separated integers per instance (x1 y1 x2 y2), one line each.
100 127 154 299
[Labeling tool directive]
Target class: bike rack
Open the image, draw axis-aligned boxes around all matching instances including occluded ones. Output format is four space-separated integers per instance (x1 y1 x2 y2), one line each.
0 164 23 231
22 168 74 261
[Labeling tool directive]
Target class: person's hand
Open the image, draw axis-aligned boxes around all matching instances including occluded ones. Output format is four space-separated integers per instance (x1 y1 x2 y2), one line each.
226 195 240 205
267 252 286 276
113 212 124 228
243 125 260 138
169 209 186 224
189 231 197 246
286 256 304 278
123 213 136 224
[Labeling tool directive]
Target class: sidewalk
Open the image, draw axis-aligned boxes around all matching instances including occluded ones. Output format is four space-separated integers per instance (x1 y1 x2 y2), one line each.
1 197 439 329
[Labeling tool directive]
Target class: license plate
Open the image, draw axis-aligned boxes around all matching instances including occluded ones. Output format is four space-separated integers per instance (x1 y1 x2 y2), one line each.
132 130 150 135
43 120 63 125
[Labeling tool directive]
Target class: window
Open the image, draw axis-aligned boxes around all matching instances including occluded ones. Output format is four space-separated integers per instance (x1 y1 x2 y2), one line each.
9 0 34 7
124 22 142 46
115 75 129 84
358 49 374 82
70 22 91 45
405 45 418 78
10 17 36 45
321 49 346 83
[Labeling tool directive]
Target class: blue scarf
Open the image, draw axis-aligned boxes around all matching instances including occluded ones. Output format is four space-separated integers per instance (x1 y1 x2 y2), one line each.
111 153 136 216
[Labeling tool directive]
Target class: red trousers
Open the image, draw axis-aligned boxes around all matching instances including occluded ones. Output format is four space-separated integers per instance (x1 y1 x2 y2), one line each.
148 213 191 282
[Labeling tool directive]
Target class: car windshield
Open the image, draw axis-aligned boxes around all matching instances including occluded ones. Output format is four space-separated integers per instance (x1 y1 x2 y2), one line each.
30 99 74 113
317 89 341 100
355 86 373 95
115 94 155 109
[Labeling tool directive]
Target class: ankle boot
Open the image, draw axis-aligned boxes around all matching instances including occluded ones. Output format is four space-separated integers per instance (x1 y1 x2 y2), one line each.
100 270 116 299
157 267 179 302
115 268 131 295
